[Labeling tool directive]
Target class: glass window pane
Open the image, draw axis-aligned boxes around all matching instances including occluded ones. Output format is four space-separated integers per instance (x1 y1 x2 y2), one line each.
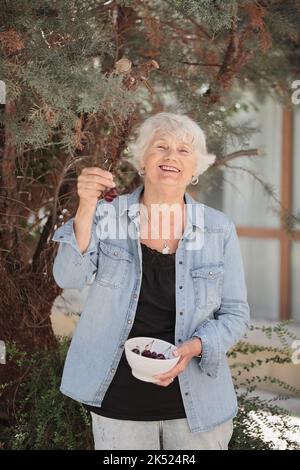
223 92 282 228
239 237 280 321
291 241 300 323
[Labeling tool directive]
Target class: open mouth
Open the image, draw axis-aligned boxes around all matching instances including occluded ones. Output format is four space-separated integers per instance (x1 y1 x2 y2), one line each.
158 165 180 173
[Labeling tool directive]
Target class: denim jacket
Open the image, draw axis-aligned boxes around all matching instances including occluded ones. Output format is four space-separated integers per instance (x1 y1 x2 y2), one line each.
52 183 250 433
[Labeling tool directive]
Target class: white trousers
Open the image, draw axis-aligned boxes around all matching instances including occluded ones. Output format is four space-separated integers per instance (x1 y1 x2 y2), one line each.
91 412 234 450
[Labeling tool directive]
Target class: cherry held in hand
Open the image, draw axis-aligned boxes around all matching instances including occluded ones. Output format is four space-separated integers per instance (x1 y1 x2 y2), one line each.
103 187 118 202
101 158 118 202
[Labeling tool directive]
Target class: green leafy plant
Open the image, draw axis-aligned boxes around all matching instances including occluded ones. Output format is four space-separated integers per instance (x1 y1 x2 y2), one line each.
0 341 93 450
1 322 299 450
229 322 300 450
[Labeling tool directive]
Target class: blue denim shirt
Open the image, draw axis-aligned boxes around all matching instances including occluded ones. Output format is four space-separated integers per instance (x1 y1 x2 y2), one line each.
52 183 250 433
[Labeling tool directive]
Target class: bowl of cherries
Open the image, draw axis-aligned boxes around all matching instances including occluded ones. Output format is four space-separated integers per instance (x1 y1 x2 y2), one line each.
124 337 180 383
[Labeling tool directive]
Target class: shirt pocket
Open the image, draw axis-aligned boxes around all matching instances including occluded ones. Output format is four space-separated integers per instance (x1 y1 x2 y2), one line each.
190 263 224 309
95 240 133 289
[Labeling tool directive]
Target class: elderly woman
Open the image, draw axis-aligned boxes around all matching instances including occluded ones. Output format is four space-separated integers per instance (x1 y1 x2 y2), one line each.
52 112 250 450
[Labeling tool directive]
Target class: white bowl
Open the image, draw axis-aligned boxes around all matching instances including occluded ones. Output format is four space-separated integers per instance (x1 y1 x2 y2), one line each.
124 337 180 383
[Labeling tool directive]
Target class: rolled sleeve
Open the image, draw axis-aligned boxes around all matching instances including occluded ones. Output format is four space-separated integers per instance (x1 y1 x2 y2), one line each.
52 218 97 256
192 219 250 378
52 210 99 290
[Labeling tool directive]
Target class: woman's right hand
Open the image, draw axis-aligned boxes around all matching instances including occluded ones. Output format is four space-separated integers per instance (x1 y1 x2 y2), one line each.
77 167 116 209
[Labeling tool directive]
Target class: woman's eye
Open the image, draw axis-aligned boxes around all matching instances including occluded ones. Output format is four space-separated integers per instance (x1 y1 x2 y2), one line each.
158 146 167 150
180 149 189 153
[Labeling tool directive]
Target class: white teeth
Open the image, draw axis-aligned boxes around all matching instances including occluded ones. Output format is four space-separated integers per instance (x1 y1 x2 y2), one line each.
159 165 180 173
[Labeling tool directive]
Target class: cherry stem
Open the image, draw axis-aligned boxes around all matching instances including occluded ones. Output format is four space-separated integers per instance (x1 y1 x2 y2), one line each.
144 340 155 351
162 345 173 359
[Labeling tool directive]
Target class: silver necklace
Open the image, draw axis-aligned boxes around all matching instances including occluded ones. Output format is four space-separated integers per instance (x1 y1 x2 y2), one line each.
139 197 172 254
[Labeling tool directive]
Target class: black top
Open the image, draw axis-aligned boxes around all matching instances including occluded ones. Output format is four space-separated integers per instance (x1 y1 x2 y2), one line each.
83 242 186 420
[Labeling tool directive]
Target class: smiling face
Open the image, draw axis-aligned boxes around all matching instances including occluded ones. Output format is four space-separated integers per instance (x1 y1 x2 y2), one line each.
141 130 198 189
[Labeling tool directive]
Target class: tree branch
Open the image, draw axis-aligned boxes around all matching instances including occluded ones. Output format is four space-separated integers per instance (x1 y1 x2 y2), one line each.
214 148 260 167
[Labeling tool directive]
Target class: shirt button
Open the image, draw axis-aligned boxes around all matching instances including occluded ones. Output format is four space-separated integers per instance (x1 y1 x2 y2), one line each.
120 343 124 348
127 319 132 324
209 271 213 277
179 285 183 289
179 311 183 315
179 261 183 265
113 251 118 256
185 392 189 396
207 373 211 377
133 294 138 299
111 368 115 373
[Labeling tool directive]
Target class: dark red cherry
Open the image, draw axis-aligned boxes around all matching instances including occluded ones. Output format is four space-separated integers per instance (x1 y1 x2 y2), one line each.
141 350 153 358
157 353 166 360
131 348 140 355
103 187 118 202
150 351 158 359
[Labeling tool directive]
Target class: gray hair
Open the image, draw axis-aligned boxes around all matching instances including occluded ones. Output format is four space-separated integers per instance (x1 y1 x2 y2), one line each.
127 112 216 177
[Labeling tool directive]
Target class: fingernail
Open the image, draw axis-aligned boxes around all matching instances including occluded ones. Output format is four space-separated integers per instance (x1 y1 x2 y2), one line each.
173 350 178 356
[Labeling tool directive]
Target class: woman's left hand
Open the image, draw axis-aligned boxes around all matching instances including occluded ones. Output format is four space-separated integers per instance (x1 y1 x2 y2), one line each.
154 337 202 387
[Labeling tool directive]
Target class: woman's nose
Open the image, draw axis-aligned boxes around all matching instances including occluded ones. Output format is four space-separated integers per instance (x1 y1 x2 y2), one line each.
164 154 179 164
163 148 177 158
